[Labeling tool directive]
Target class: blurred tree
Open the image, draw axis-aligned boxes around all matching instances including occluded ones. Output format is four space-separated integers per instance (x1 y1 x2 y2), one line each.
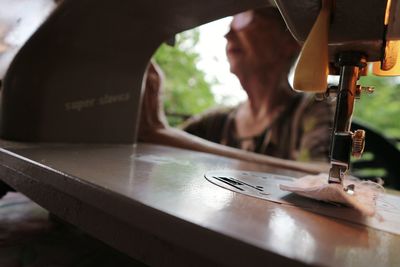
154 30 217 126
356 75 400 140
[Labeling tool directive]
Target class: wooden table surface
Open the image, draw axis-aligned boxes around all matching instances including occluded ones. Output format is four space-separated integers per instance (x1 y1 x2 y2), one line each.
0 141 399 267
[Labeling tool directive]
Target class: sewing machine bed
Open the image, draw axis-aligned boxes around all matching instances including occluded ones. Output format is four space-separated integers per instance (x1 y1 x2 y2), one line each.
0 141 399 267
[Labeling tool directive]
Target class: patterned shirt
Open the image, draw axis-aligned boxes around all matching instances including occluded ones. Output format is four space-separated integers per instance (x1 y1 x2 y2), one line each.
182 94 334 162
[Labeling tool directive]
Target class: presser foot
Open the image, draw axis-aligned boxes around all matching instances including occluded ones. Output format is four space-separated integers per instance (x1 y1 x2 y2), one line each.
328 163 346 184
328 163 356 194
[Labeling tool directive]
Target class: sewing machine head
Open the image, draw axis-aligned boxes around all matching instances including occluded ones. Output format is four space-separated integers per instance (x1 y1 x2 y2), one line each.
274 0 400 184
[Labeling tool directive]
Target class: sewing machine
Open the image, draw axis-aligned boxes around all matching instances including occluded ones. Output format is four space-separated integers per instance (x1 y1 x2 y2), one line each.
276 0 400 186
0 0 400 266
1 0 398 180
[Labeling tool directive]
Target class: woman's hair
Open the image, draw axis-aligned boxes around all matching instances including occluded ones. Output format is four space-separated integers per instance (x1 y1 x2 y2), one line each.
254 7 288 31
255 7 300 67
253 7 299 49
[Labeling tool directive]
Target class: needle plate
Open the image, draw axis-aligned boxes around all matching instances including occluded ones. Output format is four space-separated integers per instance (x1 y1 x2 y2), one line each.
205 170 295 203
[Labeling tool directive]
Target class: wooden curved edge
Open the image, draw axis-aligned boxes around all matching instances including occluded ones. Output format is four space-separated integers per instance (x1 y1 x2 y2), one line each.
1 0 268 143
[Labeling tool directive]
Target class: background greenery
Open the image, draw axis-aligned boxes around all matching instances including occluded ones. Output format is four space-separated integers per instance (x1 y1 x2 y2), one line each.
154 30 400 142
154 30 217 126
357 75 400 140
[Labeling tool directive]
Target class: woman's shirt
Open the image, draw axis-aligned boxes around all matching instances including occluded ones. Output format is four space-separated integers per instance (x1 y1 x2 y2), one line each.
182 94 334 162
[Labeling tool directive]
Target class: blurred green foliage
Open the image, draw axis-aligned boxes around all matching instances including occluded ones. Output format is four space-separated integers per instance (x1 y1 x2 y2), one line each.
154 30 217 126
356 75 400 139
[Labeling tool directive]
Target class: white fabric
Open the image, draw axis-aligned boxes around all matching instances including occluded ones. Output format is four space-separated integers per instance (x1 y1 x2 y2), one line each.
279 173 384 216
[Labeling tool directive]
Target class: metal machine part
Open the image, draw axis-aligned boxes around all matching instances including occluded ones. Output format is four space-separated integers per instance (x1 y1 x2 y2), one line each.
204 170 296 202
328 52 367 185
274 0 400 62
274 0 400 186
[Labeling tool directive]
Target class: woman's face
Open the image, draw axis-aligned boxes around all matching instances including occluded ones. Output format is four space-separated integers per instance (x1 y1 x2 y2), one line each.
225 10 293 78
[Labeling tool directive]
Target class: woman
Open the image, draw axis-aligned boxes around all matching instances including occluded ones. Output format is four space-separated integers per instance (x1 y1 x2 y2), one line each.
138 7 331 173
182 7 333 162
